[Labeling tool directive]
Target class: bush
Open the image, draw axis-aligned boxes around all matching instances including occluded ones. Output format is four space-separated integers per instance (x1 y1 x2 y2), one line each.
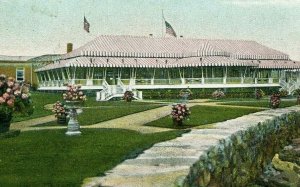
212 89 225 99
279 88 288 97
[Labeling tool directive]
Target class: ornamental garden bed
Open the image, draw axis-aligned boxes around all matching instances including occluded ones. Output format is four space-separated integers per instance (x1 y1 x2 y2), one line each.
0 128 186 186
145 105 263 129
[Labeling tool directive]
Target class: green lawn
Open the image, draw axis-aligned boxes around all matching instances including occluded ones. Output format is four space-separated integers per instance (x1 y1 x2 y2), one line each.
12 92 61 122
145 105 263 129
220 99 298 108
37 102 163 127
0 129 186 186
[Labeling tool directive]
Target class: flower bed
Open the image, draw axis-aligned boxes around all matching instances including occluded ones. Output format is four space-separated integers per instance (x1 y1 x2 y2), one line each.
171 103 191 126
212 89 225 99
0 74 33 132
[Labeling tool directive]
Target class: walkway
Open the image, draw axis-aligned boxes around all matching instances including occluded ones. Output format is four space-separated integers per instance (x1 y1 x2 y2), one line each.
12 99 266 133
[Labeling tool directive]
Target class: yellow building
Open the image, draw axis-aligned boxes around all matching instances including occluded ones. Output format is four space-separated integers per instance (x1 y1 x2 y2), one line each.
0 55 60 87
0 55 36 84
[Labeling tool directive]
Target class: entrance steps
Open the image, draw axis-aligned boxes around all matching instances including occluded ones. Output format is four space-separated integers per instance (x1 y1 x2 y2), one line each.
96 80 142 101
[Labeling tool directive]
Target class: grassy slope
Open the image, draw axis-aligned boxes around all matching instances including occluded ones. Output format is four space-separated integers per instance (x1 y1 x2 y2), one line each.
145 105 263 129
0 129 186 186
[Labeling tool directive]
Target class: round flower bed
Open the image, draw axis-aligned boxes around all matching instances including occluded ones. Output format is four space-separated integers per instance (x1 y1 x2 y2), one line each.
270 93 281 109
123 91 134 102
212 89 225 100
171 103 191 126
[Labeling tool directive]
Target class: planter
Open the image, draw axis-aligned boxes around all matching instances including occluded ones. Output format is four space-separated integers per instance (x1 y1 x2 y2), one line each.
57 115 67 125
173 119 183 126
0 113 13 133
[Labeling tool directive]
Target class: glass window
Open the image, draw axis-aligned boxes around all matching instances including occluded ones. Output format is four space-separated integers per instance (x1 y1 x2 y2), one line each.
16 67 25 82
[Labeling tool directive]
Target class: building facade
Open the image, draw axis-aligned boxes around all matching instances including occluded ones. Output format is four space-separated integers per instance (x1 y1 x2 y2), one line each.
35 35 300 100
0 55 37 85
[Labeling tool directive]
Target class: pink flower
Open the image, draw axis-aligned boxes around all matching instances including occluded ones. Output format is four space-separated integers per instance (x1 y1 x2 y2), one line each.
14 90 21 96
21 93 28 99
3 93 9 100
0 97 5 104
7 99 14 107
7 81 14 88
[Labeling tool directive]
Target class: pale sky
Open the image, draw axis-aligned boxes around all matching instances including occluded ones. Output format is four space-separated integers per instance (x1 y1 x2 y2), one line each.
0 0 299 60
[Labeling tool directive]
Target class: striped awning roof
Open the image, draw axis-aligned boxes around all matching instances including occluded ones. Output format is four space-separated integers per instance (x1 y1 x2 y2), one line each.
62 35 289 60
36 56 258 72
248 60 300 69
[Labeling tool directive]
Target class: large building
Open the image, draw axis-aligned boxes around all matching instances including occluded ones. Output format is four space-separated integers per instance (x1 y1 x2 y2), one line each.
35 35 300 100
0 55 36 85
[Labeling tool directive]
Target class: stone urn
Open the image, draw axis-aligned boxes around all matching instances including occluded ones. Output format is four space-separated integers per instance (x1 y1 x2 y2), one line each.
57 114 67 125
65 101 82 135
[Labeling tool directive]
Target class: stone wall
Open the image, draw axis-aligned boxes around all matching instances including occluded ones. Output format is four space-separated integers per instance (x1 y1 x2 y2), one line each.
184 110 300 186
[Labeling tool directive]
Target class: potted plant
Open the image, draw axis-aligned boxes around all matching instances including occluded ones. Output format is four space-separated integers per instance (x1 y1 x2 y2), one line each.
52 101 67 124
171 103 191 126
123 90 134 102
63 84 86 135
212 89 225 100
0 74 33 133
270 93 281 109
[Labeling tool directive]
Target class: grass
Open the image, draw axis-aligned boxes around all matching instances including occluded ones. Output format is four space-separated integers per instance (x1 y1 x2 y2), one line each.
145 105 263 129
37 102 163 127
220 99 298 108
0 128 187 186
12 92 61 122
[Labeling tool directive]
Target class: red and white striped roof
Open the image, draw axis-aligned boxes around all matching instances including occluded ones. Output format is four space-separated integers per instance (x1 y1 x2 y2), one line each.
36 35 300 71
63 35 289 60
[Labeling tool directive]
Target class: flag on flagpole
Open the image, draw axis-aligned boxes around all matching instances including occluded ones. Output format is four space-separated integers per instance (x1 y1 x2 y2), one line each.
165 21 177 37
84 16 90 33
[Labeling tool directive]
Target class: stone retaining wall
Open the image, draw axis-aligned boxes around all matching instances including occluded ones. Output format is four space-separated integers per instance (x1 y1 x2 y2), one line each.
83 107 300 187
184 109 300 186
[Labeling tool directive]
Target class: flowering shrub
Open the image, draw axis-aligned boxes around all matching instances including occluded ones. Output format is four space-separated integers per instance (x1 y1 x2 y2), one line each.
63 84 86 101
255 89 265 99
123 91 134 102
270 93 281 109
212 89 225 99
171 103 191 125
52 101 67 118
0 74 33 117
279 88 288 97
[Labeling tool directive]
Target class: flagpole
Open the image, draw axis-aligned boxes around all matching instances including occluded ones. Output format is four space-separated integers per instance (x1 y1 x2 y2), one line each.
162 9 164 38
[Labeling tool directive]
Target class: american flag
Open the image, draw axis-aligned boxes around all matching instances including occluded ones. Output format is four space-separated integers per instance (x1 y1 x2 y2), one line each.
84 16 90 33
165 21 177 37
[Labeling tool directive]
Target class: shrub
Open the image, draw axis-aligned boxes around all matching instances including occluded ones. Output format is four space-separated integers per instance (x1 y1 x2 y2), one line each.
171 103 191 125
270 93 281 109
212 89 225 99
255 89 265 99
123 91 134 102
279 88 288 97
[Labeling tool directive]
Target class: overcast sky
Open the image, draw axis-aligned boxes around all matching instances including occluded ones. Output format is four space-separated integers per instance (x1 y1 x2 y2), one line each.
0 0 299 60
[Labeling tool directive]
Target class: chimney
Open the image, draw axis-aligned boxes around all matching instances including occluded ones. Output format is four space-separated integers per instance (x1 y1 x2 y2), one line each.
67 43 73 53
